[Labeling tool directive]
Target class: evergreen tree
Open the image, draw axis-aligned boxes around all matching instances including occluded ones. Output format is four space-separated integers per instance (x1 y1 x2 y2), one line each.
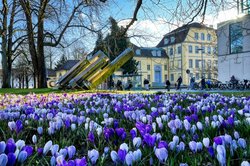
94 17 138 74
55 55 67 70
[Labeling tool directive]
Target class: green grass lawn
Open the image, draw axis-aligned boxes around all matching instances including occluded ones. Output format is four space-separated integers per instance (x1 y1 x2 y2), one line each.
0 88 250 97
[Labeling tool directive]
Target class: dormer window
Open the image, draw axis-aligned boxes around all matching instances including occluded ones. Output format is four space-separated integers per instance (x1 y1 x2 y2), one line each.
151 50 156 56
164 38 169 44
170 37 175 43
157 51 161 56
136 49 141 55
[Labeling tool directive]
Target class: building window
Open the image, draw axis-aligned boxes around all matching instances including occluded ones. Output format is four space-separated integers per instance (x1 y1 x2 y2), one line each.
164 38 169 44
188 45 193 53
178 60 181 69
147 64 150 70
177 46 182 54
164 64 167 71
170 61 174 68
137 61 141 70
207 60 211 67
196 73 200 80
195 46 199 54
201 33 205 40
207 46 211 54
136 49 141 55
207 33 211 41
195 59 200 68
157 50 161 57
170 74 174 81
213 47 217 55
201 46 205 53
195 33 199 40
169 48 173 55
165 74 168 81
230 22 243 54
171 36 175 43
208 73 211 79
189 59 193 68
147 75 150 81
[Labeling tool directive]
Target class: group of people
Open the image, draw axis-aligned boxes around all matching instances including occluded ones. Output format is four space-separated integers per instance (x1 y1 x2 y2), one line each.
111 79 133 91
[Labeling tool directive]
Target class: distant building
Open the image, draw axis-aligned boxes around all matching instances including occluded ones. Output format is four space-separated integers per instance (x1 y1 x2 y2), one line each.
157 22 218 85
217 13 250 82
56 60 80 80
132 44 169 88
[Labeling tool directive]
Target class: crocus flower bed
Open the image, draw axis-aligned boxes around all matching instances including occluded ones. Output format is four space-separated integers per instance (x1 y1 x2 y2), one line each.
0 93 250 166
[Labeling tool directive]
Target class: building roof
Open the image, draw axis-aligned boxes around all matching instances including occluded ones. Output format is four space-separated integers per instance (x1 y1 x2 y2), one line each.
131 44 168 58
156 22 214 47
47 69 56 77
56 60 80 71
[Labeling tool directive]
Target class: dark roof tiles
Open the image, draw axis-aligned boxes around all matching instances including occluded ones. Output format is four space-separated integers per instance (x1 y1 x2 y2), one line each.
56 60 80 71
157 22 213 47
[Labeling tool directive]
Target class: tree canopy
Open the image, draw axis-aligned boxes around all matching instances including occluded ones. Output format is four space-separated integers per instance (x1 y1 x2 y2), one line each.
94 17 138 74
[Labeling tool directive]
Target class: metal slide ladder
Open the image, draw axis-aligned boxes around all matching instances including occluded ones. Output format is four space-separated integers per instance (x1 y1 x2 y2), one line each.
56 48 134 90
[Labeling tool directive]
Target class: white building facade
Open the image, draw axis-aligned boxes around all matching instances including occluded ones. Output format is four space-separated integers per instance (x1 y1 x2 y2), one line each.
217 14 250 82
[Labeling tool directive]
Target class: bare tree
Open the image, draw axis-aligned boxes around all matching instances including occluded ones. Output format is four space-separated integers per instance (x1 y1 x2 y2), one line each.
0 0 25 88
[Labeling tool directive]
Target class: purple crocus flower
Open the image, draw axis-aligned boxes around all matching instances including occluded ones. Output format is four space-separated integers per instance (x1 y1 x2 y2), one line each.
67 146 76 159
15 120 23 134
0 141 6 154
50 156 56 166
125 152 133 166
214 137 223 145
113 119 119 128
130 129 137 139
0 154 8 166
87 132 95 143
43 140 52 155
115 128 126 138
189 141 197 153
227 117 234 126
103 127 115 140
158 141 168 149
51 145 59 156
155 147 168 163
17 150 27 163
75 157 87 166
143 133 156 147
238 138 246 149
68 160 75 166
37 127 43 135
64 119 71 128
22 145 33 157
88 149 99 164
191 114 198 122
216 145 226 166
110 151 118 163
37 148 43 156
5 139 16 154
208 146 215 158
118 149 126 163
7 153 16 166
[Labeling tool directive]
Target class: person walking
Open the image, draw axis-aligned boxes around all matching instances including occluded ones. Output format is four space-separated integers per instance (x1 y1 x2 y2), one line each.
176 76 182 90
190 77 195 90
144 78 150 90
165 79 171 91
201 77 206 90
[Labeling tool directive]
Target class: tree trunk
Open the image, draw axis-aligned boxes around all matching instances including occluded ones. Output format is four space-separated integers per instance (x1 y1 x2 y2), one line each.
36 0 48 88
20 0 39 88
1 0 11 88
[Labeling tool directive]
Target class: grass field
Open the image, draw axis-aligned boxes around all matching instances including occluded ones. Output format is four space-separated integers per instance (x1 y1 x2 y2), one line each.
0 88 250 97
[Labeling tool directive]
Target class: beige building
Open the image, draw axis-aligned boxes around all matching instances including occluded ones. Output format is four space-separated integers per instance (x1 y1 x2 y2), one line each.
157 23 218 85
132 45 169 88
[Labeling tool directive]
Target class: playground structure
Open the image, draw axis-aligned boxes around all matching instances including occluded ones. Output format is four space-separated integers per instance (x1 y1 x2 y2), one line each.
56 48 134 90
